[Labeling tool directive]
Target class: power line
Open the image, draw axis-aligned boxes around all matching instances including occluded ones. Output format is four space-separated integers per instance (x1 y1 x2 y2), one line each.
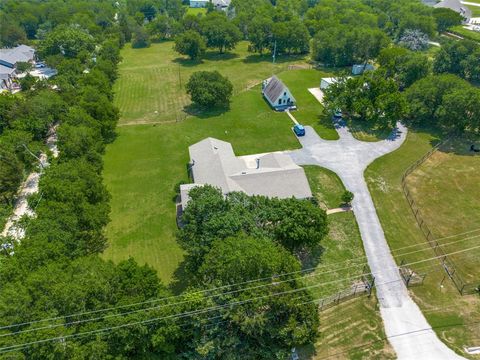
1 246 478 353
0 233 476 333
0 263 439 354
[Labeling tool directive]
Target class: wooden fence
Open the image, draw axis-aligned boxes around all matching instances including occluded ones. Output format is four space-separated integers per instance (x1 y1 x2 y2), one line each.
401 138 477 295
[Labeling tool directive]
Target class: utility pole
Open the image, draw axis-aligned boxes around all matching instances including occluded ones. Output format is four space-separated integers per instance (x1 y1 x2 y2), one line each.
272 40 277 64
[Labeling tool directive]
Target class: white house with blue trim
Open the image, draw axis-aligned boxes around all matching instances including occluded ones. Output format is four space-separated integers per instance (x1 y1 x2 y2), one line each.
262 76 296 111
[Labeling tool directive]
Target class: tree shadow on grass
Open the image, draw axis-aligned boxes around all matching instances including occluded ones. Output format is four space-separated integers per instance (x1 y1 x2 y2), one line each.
172 57 204 67
183 103 229 119
437 134 480 156
173 51 239 67
297 244 325 272
243 53 306 64
169 259 191 295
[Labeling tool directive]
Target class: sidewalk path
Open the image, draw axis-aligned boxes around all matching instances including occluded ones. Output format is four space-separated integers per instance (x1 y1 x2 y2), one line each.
286 121 464 359
326 206 351 215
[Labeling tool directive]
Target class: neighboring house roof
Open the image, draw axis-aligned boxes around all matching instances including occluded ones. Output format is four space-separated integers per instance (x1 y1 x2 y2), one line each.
0 45 35 68
262 76 295 105
212 0 230 7
434 0 472 19
0 64 15 77
185 137 312 206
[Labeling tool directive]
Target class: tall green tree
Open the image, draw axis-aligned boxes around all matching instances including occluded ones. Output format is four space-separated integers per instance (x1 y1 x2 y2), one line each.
174 30 206 60
201 12 241 53
186 71 233 108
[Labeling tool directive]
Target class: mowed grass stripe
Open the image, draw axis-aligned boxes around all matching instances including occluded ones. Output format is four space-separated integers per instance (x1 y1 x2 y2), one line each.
114 41 307 125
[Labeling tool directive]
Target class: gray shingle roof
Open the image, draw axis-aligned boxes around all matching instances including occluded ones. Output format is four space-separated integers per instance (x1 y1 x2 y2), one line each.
434 0 472 19
0 45 35 68
185 138 312 204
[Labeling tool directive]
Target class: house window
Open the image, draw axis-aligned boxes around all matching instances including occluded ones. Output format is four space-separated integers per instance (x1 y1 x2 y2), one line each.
278 99 282 104
287 98 290 103
284 92 286 96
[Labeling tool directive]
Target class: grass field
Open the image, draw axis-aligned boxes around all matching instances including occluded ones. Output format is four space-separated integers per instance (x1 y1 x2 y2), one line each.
405 138 480 284
113 41 308 125
449 25 480 42
103 85 303 283
278 70 339 140
185 7 206 16
299 297 394 360
302 166 366 298
105 41 341 283
365 129 480 358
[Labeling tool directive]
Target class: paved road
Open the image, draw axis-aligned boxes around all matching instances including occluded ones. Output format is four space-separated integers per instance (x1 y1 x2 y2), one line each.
286 121 465 359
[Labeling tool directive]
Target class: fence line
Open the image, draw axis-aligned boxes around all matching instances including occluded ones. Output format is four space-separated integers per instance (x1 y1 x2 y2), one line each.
318 266 375 311
401 137 477 295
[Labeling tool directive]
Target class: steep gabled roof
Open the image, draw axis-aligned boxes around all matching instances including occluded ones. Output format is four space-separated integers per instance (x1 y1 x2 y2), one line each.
263 76 294 103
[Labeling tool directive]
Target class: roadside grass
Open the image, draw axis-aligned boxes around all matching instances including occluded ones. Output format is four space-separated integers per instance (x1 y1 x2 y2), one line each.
113 41 307 125
299 296 394 360
347 120 392 142
278 70 339 140
365 129 480 358
103 87 302 283
466 4 480 17
405 137 480 284
448 25 480 42
302 166 366 298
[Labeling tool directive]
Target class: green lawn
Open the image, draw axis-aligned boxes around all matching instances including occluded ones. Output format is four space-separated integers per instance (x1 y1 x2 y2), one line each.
114 41 308 125
405 138 480 284
365 129 480 358
466 4 480 17
105 42 339 283
278 70 339 140
302 166 366 298
185 7 206 16
448 25 480 42
299 297 394 360
103 86 303 283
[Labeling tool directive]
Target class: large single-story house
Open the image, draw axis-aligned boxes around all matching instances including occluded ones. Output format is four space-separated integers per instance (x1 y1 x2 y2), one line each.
180 137 312 209
433 0 472 22
262 76 296 111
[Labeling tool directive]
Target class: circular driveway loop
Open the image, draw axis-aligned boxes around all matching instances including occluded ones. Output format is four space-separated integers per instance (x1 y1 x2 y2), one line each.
287 121 465 359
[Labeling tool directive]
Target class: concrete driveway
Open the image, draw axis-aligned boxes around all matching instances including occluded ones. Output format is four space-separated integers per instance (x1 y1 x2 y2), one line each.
287 121 465 359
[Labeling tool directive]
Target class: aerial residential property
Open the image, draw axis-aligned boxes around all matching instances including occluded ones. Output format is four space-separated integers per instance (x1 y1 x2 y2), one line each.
180 137 312 209
0 0 479 358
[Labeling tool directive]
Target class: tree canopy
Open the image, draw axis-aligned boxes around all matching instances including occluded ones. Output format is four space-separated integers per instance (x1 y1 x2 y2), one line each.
186 70 234 108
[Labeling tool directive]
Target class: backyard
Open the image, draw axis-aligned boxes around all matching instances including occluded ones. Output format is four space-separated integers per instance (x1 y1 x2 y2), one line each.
113 41 307 125
104 41 340 283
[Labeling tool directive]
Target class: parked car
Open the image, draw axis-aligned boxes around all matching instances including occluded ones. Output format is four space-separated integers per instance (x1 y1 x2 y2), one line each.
35 62 46 68
293 124 305 136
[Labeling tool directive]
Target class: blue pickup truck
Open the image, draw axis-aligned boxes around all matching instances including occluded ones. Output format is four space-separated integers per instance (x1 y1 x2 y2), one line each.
293 124 305 136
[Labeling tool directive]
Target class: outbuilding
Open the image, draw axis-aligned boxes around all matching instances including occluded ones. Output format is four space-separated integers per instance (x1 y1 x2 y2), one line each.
262 76 296 111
